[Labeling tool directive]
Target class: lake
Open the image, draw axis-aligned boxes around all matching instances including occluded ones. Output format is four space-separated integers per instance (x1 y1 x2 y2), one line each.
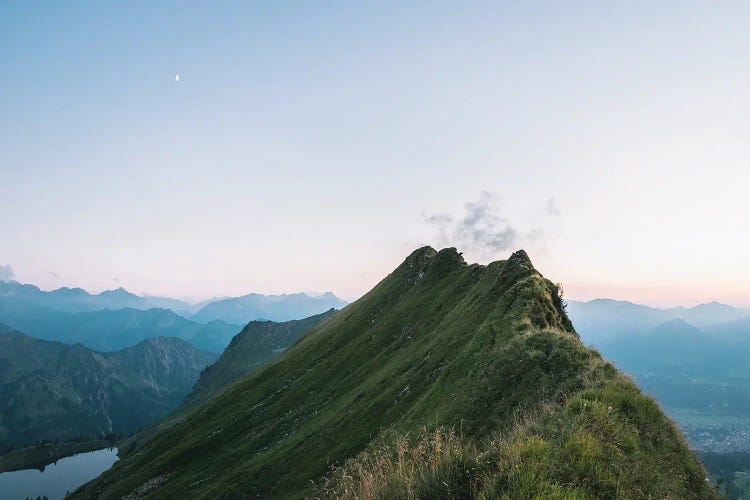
0 447 118 500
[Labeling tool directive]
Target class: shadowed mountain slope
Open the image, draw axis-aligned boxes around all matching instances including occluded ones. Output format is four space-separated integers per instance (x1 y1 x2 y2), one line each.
72 248 716 499
0 331 217 450
185 308 337 406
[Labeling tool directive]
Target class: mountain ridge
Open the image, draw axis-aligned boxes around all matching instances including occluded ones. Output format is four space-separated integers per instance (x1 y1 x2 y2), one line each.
570 298 749 326
72 247 715 499
118 309 338 456
185 308 338 406
0 280 194 315
0 280 348 350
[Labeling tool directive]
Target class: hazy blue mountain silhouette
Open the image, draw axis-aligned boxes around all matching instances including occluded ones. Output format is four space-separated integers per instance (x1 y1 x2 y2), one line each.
0 299 240 353
191 291 347 324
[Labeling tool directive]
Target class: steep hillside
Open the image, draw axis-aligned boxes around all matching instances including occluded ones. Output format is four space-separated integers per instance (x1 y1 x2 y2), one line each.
0 332 217 450
184 319 245 353
119 310 338 455
192 291 346 324
185 308 337 406
73 248 716 499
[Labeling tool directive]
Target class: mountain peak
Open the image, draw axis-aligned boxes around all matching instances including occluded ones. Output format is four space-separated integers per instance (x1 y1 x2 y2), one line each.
73 247 714 499
654 318 699 332
394 246 467 284
405 245 438 263
432 247 466 269
49 286 90 297
99 287 135 297
507 248 534 269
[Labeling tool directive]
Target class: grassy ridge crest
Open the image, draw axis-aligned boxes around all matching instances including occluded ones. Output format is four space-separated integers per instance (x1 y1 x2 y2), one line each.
72 247 717 499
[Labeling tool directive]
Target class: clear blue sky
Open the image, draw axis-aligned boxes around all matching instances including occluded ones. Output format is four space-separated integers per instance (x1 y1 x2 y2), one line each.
2 1 749 306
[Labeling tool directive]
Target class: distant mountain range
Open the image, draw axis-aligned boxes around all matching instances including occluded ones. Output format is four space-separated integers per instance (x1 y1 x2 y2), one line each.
0 280 347 352
0 280 347 323
0 300 240 353
0 329 217 451
0 280 201 316
191 292 347 324
567 298 750 343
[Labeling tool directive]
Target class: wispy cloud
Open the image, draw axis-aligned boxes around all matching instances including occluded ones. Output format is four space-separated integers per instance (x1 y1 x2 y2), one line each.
423 192 561 260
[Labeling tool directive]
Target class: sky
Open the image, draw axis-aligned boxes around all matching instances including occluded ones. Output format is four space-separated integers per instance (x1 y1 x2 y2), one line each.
1 1 749 306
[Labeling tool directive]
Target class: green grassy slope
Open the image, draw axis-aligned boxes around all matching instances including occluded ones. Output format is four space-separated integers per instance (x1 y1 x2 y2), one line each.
117 309 337 455
72 248 717 499
185 308 337 406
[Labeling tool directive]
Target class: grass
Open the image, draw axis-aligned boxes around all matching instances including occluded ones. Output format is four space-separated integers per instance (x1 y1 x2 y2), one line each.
70 247 718 499
116 310 335 455
321 373 715 499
